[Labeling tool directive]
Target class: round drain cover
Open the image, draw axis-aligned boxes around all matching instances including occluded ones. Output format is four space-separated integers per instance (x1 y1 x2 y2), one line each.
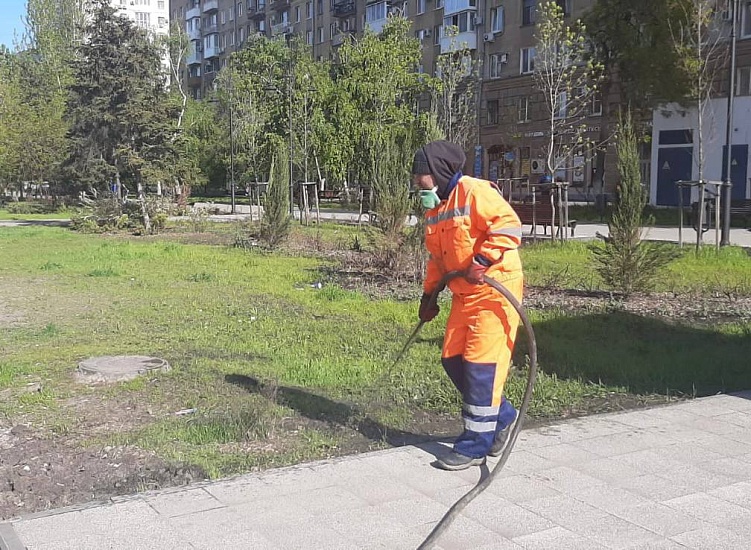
77 355 170 382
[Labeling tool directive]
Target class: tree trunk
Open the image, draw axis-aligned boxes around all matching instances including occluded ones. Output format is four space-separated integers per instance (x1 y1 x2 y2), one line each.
137 179 151 233
593 75 613 198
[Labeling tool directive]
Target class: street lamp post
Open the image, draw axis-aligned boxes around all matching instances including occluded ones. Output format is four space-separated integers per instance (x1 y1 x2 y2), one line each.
722 0 739 246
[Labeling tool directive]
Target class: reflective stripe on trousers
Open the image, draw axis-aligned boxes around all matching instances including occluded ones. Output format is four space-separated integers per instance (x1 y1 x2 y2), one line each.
440 275 523 458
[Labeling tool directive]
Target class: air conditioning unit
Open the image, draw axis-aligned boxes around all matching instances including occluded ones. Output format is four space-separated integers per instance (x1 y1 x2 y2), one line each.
500 52 508 63
424 28 432 37
531 159 544 174
483 32 495 43
474 16 483 25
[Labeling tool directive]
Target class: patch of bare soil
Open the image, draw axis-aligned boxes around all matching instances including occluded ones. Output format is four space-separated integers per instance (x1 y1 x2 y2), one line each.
0 424 203 521
523 287 751 324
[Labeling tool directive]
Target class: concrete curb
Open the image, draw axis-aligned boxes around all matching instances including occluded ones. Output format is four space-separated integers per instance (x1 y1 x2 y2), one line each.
0 523 24 550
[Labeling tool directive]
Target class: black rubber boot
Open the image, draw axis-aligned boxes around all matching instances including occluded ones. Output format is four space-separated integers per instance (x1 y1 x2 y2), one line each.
435 451 486 471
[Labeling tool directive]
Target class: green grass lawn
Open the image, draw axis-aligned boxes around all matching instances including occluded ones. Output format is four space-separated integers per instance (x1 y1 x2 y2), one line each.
0 225 749 478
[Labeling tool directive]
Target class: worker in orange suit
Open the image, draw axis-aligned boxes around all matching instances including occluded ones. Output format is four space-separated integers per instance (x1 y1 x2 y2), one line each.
412 140 524 471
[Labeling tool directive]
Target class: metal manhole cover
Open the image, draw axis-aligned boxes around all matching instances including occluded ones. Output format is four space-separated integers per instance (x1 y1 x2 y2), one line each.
77 355 170 382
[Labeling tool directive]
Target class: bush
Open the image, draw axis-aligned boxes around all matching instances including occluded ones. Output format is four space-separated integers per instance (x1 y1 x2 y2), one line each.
260 139 291 249
591 112 678 295
5 201 59 215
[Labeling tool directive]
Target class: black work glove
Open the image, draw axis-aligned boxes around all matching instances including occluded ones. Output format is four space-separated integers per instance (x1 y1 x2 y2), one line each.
418 293 440 323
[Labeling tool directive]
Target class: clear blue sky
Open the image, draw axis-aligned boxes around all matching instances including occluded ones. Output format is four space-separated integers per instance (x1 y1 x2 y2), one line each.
0 0 27 50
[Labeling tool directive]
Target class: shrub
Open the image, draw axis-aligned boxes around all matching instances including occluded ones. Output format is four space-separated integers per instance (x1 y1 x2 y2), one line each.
260 139 291 249
5 201 58 215
591 112 678 295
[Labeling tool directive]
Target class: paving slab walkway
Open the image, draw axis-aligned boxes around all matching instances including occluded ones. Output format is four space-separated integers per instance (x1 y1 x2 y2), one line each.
2 392 751 550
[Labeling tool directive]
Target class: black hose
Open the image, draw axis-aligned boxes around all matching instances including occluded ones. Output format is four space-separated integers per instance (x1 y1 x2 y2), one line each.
416 271 538 550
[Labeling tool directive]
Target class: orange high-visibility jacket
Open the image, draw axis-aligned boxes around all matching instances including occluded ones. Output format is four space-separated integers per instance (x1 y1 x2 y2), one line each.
423 175 523 296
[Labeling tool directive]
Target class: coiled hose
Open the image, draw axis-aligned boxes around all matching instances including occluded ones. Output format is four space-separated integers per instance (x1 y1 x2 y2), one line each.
406 271 538 550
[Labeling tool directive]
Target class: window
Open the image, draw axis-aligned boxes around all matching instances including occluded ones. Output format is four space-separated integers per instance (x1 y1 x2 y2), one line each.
555 0 570 16
555 91 567 119
306 30 313 44
434 25 442 45
307 1 313 18
318 26 324 42
520 47 535 74
230 31 235 45
238 2 244 16
135 12 150 28
366 2 387 21
158 0 165 8
490 6 504 33
743 2 751 38
436 0 443 8
590 92 603 115
296 6 301 22
518 96 529 122
239 27 245 42
443 11 475 33
230 5 235 20
158 17 167 27
487 99 499 125
318 0 323 15
488 53 504 78
221 10 227 24
522 0 536 26
259 19 266 31
134 0 150 5
737 67 751 96
402 0 408 16
417 0 426 14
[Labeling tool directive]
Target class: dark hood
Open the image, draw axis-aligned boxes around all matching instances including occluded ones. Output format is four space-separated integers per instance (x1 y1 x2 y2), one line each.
420 141 466 199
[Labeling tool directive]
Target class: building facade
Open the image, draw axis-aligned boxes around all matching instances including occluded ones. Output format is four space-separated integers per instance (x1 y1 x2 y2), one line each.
168 0 751 202
112 0 171 37
650 14 751 206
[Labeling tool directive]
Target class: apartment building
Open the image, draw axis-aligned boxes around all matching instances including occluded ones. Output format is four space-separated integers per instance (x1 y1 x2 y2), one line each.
112 0 171 37
169 0 751 202
171 0 360 99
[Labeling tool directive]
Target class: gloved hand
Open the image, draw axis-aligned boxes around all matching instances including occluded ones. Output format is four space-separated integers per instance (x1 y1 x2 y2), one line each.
465 255 492 285
418 293 440 322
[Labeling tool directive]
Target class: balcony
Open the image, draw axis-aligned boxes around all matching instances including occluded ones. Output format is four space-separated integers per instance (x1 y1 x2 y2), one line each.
365 18 387 34
204 44 220 58
443 0 477 16
186 6 201 19
333 0 355 17
332 30 355 46
270 0 290 11
187 50 201 65
202 0 219 13
187 27 201 41
203 24 218 34
188 75 203 88
440 30 476 53
247 2 266 19
271 22 293 36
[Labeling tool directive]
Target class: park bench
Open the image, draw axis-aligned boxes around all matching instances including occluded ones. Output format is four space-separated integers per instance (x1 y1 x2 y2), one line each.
729 199 751 227
512 201 577 237
690 198 751 231
317 189 339 202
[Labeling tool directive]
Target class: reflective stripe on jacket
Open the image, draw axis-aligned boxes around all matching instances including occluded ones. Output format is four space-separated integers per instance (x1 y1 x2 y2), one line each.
423 175 522 296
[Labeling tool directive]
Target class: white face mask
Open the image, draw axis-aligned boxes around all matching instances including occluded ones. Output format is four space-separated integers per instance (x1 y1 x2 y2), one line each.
420 187 441 209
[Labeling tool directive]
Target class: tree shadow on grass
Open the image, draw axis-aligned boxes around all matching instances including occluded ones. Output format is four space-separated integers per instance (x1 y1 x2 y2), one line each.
526 310 751 396
225 373 450 457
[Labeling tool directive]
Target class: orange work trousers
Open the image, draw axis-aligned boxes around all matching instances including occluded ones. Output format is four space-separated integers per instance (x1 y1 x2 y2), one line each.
440 274 523 458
